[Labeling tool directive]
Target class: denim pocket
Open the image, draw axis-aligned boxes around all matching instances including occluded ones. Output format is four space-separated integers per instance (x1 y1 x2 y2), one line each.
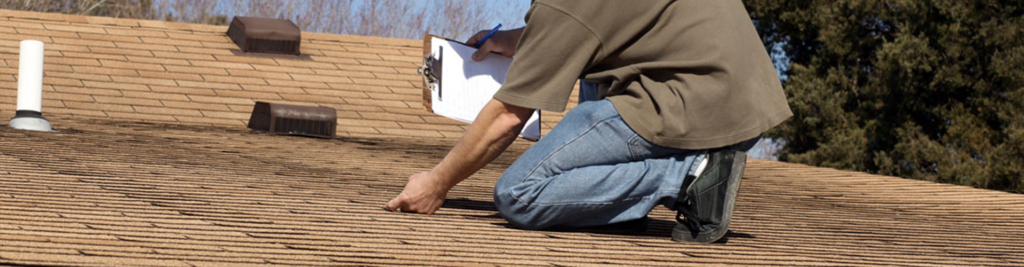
627 134 653 161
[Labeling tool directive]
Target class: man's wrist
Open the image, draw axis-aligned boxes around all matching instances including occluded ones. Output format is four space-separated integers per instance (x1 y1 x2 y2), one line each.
426 168 458 191
510 27 525 44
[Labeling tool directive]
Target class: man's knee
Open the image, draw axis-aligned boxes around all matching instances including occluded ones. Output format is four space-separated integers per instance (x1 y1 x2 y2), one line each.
493 182 546 230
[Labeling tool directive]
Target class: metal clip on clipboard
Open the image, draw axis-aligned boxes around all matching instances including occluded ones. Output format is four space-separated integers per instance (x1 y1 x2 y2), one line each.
417 48 442 100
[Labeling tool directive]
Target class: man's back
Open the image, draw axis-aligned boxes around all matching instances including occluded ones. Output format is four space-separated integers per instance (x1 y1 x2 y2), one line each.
497 0 792 149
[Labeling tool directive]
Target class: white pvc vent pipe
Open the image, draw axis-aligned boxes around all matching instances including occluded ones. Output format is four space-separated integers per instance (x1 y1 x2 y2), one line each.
9 40 52 132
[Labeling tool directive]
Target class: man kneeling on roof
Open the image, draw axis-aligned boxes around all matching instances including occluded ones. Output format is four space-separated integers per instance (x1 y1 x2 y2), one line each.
385 0 791 243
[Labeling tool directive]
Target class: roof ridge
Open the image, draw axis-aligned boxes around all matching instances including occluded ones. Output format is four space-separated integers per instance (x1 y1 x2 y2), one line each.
0 9 419 47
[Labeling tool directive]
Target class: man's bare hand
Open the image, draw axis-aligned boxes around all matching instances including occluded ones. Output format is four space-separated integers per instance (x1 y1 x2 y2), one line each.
385 171 450 214
466 27 525 61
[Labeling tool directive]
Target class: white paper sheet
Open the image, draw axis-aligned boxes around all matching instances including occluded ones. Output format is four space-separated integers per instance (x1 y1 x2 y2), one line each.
429 37 541 140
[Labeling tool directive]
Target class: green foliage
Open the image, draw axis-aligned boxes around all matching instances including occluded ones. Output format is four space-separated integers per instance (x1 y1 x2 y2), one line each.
745 0 1024 193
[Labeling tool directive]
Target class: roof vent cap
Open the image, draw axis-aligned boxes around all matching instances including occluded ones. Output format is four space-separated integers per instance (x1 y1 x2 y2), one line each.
227 17 301 55
247 102 337 138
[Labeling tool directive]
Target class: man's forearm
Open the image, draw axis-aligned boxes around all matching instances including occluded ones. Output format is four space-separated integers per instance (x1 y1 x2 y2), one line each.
385 30 537 214
430 99 535 189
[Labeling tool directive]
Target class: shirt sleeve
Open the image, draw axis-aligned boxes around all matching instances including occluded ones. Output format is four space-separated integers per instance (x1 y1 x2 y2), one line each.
493 3 603 112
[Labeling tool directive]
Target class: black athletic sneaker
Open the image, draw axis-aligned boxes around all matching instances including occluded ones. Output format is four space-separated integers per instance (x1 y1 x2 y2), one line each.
672 148 747 243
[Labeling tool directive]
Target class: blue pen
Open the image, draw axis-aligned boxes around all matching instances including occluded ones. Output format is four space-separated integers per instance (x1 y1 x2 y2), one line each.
474 23 503 47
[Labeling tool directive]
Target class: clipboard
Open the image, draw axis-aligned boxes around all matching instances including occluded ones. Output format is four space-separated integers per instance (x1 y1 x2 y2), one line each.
419 34 447 113
418 34 542 141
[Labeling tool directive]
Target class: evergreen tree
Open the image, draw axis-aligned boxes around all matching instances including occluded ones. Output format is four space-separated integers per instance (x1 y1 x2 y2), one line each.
745 0 1024 193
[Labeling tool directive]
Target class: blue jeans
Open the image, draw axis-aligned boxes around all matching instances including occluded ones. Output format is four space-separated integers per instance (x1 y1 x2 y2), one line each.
493 82 707 230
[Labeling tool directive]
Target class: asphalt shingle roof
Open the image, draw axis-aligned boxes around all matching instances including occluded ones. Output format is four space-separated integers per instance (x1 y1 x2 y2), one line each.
0 9 574 138
2 9 1024 266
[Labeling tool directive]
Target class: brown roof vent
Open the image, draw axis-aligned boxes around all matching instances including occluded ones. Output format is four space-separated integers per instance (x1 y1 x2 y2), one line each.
227 17 301 55
247 102 337 138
